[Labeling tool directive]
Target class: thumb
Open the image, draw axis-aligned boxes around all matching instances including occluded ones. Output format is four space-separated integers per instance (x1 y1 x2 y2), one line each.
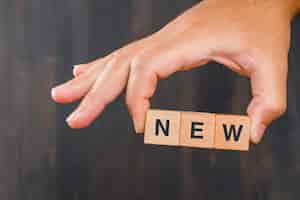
247 61 287 144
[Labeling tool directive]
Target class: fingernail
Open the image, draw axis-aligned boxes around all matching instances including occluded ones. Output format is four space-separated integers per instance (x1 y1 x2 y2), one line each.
66 111 79 124
51 88 57 99
73 64 82 69
133 123 141 134
133 120 143 134
251 123 266 144
73 65 84 76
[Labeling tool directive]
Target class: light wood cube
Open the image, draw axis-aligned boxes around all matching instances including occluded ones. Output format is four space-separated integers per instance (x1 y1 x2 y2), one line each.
214 114 250 151
179 112 215 149
144 109 181 146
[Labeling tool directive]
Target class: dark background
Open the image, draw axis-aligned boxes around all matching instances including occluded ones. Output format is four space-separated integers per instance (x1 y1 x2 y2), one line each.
1 0 300 200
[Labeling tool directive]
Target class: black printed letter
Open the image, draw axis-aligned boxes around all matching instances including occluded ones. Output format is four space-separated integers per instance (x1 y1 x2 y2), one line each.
191 122 204 139
155 119 170 136
222 124 243 141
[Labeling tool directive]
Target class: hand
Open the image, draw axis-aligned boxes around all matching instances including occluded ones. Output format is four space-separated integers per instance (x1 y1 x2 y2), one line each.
51 0 299 143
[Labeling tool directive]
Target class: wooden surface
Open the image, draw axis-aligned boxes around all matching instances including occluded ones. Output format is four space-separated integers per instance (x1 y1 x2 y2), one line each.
214 114 250 151
144 110 181 146
180 112 215 149
1 0 300 199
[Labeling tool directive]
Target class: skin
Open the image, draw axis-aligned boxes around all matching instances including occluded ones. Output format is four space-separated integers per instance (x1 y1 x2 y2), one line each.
51 0 300 144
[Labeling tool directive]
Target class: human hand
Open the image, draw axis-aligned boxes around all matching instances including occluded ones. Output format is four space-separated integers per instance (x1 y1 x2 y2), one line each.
51 0 300 143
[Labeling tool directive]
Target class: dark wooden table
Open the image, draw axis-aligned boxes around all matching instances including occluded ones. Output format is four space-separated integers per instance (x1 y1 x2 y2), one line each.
1 0 300 199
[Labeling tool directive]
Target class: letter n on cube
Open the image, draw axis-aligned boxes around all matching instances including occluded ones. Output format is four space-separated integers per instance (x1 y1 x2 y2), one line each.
144 110 181 146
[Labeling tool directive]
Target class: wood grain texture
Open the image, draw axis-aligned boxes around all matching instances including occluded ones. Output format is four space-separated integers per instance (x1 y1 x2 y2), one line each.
214 114 250 151
144 109 181 146
180 112 216 149
1 0 300 199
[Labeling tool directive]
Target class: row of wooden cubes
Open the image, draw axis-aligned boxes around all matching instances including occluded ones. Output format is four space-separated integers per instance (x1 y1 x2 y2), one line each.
144 110 250 151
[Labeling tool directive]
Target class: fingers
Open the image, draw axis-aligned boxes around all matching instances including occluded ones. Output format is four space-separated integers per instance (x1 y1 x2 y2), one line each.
73 64 90 77
57 39 159 128
126 58 157 133
58 30 214 130
66 56 131 128
52 67 100 104
247 62 287 144
52 57 108 103
126 34 212 133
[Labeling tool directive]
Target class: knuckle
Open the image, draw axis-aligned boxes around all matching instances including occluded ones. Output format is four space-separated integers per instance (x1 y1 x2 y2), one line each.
277 102 287 116
131 55 144 71
106 49 130 70
106 55 121 70
264 98 287 117
131 54 152 76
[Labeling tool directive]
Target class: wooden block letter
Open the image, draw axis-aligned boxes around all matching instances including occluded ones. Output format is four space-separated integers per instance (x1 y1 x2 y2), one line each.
214 114 250 151
179 112 215 149
144 109 181 146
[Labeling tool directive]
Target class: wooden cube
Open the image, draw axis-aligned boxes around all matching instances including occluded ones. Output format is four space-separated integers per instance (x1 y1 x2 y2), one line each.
144 109 181 146
179 112 215 149
214 114 250 151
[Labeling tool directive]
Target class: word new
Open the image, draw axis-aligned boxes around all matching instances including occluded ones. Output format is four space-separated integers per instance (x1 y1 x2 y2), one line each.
144 110 250 151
